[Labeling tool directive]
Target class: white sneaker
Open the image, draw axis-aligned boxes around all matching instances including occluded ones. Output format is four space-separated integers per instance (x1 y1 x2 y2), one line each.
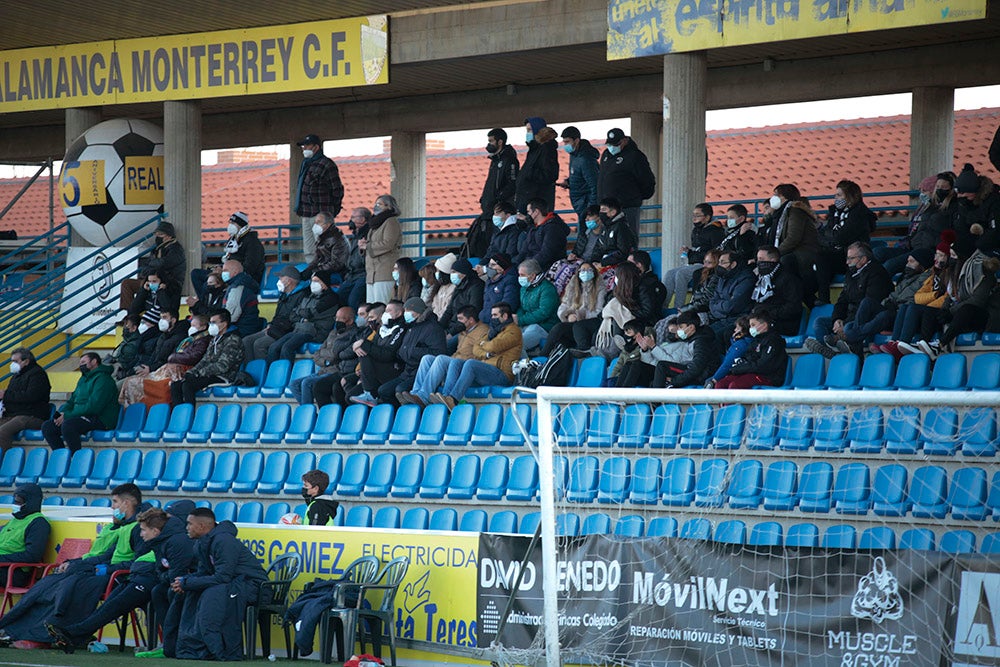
896 341 922 356
916 340 940 359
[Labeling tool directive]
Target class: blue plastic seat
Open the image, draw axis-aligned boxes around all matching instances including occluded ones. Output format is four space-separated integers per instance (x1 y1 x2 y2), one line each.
309 404 343 444
113 404 147 442
363 452 397 497
788 353 825 388
848 406 885 453
230 451 265 494
137 403 171 442
335 404 369 445
648 404 682 449
822 525 857 549
629 457 661 505
284 359 315 397
980 532 1000 554
361 404 395 445
856 353 896 389
238 359 280 398
785 523 820 547
477 454 510 501
386 404 420 445
83 449 118 489
860 526 896 549
680 518 712 540
553 455 569 500
748 522 783 546
694 459 728 508
233 404 267 443
282 452 317 494
414 404 449 446
204 451 240 492
940 530 975 554
181 451 215 492
744 405 779 450
813 407 848 452
459 509 488 532
646 517 678 538
762 461 798 511
798 461 834 513
447 454 481 500
402 508 430 530
430 508 458 531
263 502 291 524
284 404 317 444
155 450 190 492
909 465 948 518
390 453 424 498
37 448 71 488
109 449 143 487
575 356 606 387
89 406 119 442
948 467 988 521
580 513 611 535
488 511 517 533
65 496 87 507
337 453 370 496
777 405 813 451
418 453 452 499
91 498 111 508
727 459 763 509
587 404 620 448
823 353 860 389
967 353 1000 390
330 505 344 526
236 501 264 523
872 464 910 516
160 404 194 443
615 515 645 537
345 505 374 528
714 520 747 544
678 404 713 449
506 455 539 501
557 404 588 448
884 406 921 454
960 408 998 456
13 448 47 485
920 407 959 455
497 404 532 446
616 404 652 448
928 353 966 389
259 404 292 445
446 404 480 445
596 457 631 504
210 404 242 443
373 506 401 529
892 354 930 390
711 404 746 450
565 456 600 503
184 404 218 444
317 452 343 493
661 457 696 506
832 462 871 514
899 528 935 551
555 513 581 536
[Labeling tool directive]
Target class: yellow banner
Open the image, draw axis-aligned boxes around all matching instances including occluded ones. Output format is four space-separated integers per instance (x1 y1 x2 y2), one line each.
41 519 479 659
0 15 389 113
123 156 164 205
607 0 988 59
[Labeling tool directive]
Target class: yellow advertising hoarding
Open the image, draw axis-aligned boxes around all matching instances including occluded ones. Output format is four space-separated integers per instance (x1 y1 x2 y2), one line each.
41 519 480 661
0 15 389 113
607 0 988 60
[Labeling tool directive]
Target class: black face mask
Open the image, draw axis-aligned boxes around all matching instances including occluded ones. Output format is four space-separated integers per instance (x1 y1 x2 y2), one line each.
78 364 89 374
486 144 499 154
903 266 922 277
714 267 730 279
334 321 346 332
756 261 777 275
301 490 313 502
936 188 950 201
599 212 611 224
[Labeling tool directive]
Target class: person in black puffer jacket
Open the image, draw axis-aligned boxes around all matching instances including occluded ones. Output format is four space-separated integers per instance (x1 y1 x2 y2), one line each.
651 311 721 388
515 117 559 214
815 180 877 304
0 349 51 450
713 307 788 389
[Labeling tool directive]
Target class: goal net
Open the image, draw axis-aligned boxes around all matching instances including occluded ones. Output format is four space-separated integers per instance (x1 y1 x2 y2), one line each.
478 386 1000 667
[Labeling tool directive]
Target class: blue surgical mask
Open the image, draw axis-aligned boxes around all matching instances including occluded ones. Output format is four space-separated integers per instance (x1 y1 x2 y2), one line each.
919 192 931 205
677 328 689 340
525 131 534 143
403 311 416 323
579 271 594 283
518 276 530 288
562 143 575 154
585 219 598 231
356 315 367 328
391 270 400 283
113 508 126 521
492 215 503 227
421 278 429 288
608 145 622 156
450 272 463 286
220 271 231 282
749 326 760 337
148 282 160 292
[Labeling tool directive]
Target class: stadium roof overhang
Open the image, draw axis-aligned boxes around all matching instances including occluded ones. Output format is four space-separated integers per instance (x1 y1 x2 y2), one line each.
1 0 999 158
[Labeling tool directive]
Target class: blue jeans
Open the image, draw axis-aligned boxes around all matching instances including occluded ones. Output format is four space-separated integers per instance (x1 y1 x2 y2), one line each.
441 360 510 399
266 331 313 363
813 297 886 345
289 374 324 405
411 355 462 402
892 303 935 343
521 324 548 353
337 278 366 310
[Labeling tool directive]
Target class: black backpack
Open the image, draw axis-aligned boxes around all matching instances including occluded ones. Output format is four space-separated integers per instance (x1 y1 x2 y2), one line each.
515 344 574 388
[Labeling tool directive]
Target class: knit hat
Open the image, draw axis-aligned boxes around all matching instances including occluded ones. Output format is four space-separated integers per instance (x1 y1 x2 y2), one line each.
229 211 249 227
155 221 176 237
279 266 302 281
490 252 512 270
434 252 457 274
955 164 979 193
908 247 934 269
936 229 957 254
524 116 546 134
919 175 937 193
403 297 427 315
451 258 475 277
312 269 332 287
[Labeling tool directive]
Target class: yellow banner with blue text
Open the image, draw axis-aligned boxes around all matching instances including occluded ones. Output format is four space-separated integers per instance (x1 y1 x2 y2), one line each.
43 519 480 660
0 15 389 113
607 0 988 60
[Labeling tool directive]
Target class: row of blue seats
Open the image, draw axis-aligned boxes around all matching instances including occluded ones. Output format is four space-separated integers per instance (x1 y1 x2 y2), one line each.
19 395 1000 455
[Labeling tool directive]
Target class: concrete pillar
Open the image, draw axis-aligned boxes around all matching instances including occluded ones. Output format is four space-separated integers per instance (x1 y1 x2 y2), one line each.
390 131 426 257
65 108 102 246
164 100 202 295
289 143 304 262
909 87 955 189
630 112 662 245
660 52 707 278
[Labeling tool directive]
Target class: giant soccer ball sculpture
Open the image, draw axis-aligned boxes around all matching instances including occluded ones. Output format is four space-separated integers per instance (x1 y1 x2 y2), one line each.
60 118 165 247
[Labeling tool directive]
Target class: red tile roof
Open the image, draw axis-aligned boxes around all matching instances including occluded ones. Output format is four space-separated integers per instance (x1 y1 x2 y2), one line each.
2 108 997 240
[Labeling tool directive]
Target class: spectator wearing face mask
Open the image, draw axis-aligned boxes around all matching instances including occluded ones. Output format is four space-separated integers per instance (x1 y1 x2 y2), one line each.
337 208 372 310
542 263 608 354
391 257 421 302
265 270 341 363
242 266 307 361
597 127 656 237
128 270 181 364
119 315 212 407
190 211 265 300
360 195 402 304
439 257 485 338
870 248 935 356
875 175 941 276
120 221 186 311
294 133 344 264
557 126 600 238
516 259 560 355
480 202 526 272
219 259 263 337
304 211 350 279
347 300 406 406
716 204 757 262
512 198 571 273
169 310 245 406
133 310 190 374
650 310 721 389
515 117 559 215
287 307 359 406
713 308 788 389
186 272 226 318
762 184 820 307
0 349 51 451
426 254 454 318
815 179 876 305
662 203 724 308
372 298 447 406
42 353 119 452
0 484 50 583
480 253 521 322
750 246 804 336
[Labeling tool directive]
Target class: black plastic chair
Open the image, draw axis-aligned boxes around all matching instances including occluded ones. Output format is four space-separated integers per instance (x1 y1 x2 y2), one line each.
357 557 410 666
246 552 302 659
315 555 381 664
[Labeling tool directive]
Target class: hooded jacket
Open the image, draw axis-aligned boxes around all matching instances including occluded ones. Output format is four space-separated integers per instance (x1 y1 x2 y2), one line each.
306 495 340 526
566 139 600 214
728 329 788 386
0 484 50 563
188 329 245 383
633 271 667 327
63 363 119 429
514 213 571 272
132 511 195 586
688 221 726 265
2 361 50 421
597 138 656 208
515 126 559 213
481 143 520 214
440 275 485 335
397 313 448 385
222 229 266 287
223 271 262 336
183 521 267 592
481 270 521 322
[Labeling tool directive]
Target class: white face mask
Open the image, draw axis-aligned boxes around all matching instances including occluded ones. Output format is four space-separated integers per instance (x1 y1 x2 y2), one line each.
302 149 314 159
208 323 221 336
381 312 392 325
227 223 239 236
749 326 760 337
310 281 323 295
727 217 740 229
188 326 198 337
138 322 151 334
768 195 783 209
9 361 21 375
276 278 286 293
312 223 324 237
158 319 170 332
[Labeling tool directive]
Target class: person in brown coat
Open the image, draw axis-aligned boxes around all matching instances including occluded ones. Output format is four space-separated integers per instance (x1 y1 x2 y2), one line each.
361 194 401 304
